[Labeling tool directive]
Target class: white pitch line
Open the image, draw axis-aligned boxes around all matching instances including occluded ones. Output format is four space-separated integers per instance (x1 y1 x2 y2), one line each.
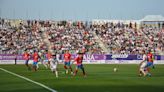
0 68 57 92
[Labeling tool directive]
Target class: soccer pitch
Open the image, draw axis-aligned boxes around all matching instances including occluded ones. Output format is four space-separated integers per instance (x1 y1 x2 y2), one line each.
0 64 164 92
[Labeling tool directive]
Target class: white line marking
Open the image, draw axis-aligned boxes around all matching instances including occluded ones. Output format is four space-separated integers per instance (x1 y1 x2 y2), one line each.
0 68 57 92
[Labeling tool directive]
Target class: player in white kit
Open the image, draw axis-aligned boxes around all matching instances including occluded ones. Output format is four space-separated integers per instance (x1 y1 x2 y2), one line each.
50 54 59 78
139 50 148 77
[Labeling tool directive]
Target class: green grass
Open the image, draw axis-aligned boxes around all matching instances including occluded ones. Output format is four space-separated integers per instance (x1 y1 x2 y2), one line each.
0 64 164 92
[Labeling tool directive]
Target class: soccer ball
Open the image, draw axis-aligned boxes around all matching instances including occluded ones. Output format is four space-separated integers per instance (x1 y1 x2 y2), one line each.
113 68 118 72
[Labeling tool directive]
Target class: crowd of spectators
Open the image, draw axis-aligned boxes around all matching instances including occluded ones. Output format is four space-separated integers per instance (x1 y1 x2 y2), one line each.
142 26 164 53
46 21 103 54
93 22 164 54
0 19 103 54
0 19 46 54
0 18 163 55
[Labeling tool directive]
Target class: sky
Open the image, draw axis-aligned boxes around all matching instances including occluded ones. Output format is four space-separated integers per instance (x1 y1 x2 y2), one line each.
0 0 164 20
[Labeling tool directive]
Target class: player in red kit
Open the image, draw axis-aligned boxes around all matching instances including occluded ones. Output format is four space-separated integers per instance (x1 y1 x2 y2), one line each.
145 49 154 76
33 50 39 71
23 49 31 70
63 50 73 74
73 52 86 77
44 50 52 69
146 50 154 67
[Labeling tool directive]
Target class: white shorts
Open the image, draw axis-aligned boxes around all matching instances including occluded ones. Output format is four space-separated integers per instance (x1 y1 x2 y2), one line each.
140 62 147 70
50 65 57 71
50 61 57 71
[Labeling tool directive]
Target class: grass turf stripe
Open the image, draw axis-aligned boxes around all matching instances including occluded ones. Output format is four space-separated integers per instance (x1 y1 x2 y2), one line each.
0 68 57 92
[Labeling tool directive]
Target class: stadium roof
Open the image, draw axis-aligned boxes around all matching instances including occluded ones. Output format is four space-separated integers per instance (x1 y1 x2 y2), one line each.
140 15 164 22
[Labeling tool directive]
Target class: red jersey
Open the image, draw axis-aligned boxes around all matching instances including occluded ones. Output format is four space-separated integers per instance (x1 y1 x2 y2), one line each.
33 52 38 62
45 53 52 60
147 53 153 62
75 56 83 65
64 53 71 62
23 52 30 60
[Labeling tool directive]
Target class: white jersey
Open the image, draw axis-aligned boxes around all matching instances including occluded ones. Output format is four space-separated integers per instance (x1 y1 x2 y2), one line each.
142 54 147 62
50 59 58 71
140 54 147 69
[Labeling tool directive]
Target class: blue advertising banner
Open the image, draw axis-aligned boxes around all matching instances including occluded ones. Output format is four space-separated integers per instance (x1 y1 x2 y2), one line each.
106 54 139 60
105 54 162 60
61 54 106 60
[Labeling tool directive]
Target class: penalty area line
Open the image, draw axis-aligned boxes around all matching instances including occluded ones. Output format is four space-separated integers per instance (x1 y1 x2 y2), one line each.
0 68 57 92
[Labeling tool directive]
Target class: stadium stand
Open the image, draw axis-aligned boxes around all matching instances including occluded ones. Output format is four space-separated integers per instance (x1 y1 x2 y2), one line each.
0 17 164 55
